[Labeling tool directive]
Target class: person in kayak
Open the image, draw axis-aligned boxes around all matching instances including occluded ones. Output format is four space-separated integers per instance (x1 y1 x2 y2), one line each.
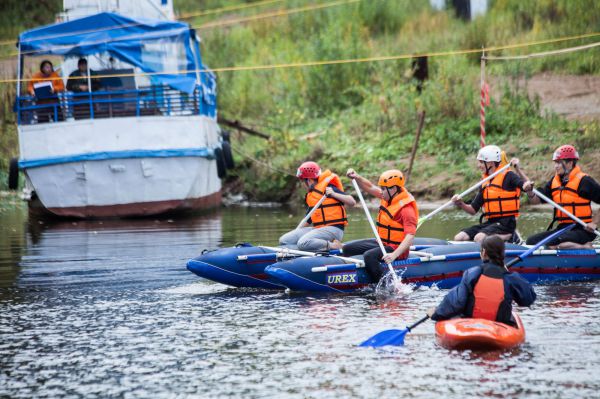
523 145 600 249
427 235 536 327
452 145 533 243
279 161 356 251
342 168 417 283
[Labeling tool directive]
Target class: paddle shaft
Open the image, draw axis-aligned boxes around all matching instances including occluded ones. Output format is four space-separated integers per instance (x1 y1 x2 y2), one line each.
296 194 327 230
406 315 430 332
295 175 336 230
259 245 364 265
351 179 398 281
532 188 600 238
504 223 576 269
417 163 512 228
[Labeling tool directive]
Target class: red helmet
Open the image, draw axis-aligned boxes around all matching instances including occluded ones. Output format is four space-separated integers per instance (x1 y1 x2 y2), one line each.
552 145 579 161
296 161 321 179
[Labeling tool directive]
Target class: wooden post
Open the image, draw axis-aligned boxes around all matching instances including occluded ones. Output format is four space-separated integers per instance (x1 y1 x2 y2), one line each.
405 110 426 185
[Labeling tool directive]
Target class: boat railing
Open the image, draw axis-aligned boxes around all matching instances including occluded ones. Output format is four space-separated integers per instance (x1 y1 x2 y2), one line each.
15 85 212 125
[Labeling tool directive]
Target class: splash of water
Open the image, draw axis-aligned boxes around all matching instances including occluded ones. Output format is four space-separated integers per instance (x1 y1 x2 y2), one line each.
374 270 415 299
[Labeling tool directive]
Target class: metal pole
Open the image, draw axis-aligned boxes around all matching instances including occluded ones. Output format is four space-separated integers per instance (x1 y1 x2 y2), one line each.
16 42 22 97
86 61 93 119
16 42 23 124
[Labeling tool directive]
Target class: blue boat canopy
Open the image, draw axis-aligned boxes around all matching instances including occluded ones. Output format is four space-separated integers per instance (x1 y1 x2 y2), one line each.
18 12 215 95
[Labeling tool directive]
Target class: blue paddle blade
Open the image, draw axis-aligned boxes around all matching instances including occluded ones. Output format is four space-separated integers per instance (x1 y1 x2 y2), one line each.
359 328 409 347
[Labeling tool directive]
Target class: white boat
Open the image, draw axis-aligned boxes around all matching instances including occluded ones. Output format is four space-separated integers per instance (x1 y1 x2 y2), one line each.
12 12 232 218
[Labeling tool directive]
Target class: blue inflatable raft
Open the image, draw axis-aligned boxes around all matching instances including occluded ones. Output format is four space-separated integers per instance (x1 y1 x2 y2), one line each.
264 243 600 293
186 238 449 289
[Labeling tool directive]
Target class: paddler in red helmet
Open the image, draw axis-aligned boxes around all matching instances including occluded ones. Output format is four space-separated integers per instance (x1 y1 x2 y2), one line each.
524 144 600 248
279 161 356 251
427 236 536 326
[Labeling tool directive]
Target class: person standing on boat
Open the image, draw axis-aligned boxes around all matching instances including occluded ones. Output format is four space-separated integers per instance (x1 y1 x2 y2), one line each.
427 235 536 327
279 162 356 252
452 145 533 243
524 145 600 249
343 169 417 283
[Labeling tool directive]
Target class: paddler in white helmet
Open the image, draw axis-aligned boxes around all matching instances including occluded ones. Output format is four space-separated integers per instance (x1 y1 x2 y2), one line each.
451 145 532 243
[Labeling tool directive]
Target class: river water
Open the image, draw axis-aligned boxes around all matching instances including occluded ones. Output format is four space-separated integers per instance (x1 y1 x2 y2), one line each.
0 202 599 398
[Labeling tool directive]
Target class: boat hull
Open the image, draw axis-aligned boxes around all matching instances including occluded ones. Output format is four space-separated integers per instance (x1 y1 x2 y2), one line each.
19 116 222 218
435 313 525 351
186 238 449 289
186 245 285 289
264 243 600 292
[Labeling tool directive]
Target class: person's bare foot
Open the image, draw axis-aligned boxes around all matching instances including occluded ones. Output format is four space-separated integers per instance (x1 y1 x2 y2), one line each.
329 239 343 250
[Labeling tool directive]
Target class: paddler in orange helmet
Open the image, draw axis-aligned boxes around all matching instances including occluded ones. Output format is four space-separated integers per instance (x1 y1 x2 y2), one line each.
343 168 417 283
279 161 356 251
427 235 536 326
524 144 600 248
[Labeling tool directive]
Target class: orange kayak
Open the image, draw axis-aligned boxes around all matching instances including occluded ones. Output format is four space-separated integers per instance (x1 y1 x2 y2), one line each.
435 313 525 350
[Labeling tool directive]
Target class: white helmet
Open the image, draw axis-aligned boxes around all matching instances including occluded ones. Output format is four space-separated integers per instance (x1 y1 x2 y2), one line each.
477 145 502 163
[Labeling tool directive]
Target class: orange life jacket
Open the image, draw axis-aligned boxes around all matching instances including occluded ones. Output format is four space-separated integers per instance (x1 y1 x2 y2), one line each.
305 170 348 228
376 189 419 250
481 170 521 220
550 165 593 225
472 274 505 321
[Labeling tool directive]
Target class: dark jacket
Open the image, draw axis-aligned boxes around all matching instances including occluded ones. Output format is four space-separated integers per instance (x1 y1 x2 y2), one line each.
431 261 536 326
67 69 101 92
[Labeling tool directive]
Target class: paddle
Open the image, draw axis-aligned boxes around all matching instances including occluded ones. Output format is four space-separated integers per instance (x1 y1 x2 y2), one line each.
358 224 575 347
531 188 600 238
259 245 364 265
358 315 429 347
295 175 336 230
351 179 399 283
295 193 328 230
417 163 512 229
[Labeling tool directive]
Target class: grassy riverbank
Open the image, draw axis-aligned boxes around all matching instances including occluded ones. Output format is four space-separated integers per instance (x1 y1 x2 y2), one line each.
180 0 600 202
1 0 599 201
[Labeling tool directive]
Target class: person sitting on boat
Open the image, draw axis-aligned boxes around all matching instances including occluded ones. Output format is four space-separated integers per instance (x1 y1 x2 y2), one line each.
67 58 101 120
279 161 356 252
524 145 600 249
27 60 65 96
67 58 100 93
452 145 532 243
343 169 417 283
427 235 536 327
27 60 66 123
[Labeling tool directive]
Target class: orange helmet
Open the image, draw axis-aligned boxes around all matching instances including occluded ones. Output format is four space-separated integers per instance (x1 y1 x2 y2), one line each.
378 169 404 188
296 161 321 179
552 145 579 161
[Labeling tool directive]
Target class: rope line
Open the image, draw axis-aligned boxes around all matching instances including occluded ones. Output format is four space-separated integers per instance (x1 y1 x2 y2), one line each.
1 36 599 85
0 0 356 50
193 0 360 30
231 145 296 177
484 41 600 60
178 0 286 19
4 27 191 59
